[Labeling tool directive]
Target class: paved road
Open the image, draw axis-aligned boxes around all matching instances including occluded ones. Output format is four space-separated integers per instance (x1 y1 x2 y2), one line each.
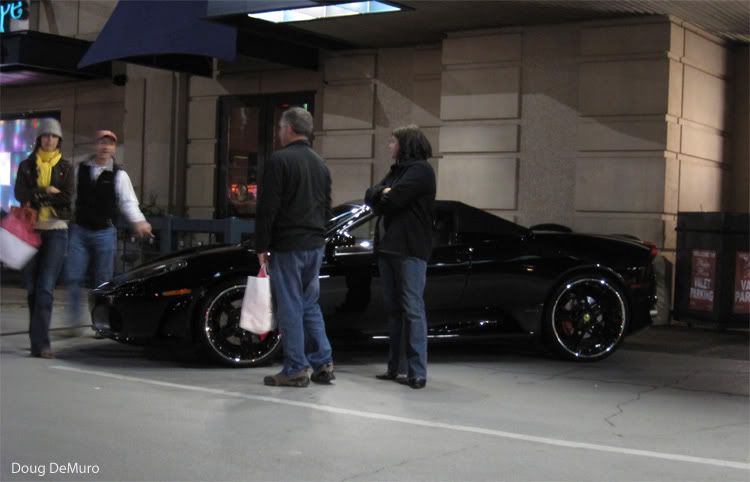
1 290 748 481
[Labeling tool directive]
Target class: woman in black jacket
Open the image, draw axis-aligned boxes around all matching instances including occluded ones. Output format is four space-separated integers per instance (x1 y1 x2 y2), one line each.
14 118 74 358
365 125 436 389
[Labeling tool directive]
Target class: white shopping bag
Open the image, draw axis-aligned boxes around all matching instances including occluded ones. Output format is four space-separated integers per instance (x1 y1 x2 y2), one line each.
239 265 275 334
0 207 41 270
0 228 38 270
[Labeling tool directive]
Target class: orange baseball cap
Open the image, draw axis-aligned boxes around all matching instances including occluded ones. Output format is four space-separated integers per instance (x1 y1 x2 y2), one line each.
96 130 118 142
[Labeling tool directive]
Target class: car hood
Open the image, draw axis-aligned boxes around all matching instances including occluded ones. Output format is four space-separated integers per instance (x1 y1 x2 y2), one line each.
105 243 253 287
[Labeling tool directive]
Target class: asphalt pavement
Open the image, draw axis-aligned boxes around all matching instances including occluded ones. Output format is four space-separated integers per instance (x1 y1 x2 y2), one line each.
1 284 748 482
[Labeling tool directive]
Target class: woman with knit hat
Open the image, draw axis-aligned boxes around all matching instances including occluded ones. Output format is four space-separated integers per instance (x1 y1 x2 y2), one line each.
14 118 74 358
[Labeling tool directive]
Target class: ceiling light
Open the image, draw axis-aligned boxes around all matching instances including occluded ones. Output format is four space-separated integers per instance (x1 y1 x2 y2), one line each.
248 1 400 23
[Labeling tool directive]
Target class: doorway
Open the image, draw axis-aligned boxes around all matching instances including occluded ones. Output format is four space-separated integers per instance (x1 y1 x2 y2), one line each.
216 92 315 218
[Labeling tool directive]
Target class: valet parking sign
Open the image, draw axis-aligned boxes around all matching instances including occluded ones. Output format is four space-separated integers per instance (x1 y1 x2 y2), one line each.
689 250 716 312
734 252 750 315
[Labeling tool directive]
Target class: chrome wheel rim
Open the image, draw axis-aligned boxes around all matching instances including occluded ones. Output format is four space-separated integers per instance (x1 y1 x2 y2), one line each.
551 278 626 359
203 284 280 365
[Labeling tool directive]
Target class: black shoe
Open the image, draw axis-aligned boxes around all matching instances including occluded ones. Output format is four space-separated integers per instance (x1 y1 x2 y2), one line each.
407 378 426 389
31 349 54 359
311 362 335 384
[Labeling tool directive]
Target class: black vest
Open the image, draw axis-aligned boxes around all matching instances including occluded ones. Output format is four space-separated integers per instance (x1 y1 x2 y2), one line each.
75 163 121 230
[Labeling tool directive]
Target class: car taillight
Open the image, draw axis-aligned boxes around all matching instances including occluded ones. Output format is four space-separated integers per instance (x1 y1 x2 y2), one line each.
644 241 658 259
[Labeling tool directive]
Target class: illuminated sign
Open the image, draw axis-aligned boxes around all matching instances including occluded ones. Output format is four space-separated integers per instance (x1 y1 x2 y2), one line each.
0 0 29 33
689 250 716 312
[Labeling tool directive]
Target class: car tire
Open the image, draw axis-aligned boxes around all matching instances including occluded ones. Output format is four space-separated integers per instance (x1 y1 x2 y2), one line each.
195 277 282 368
543 274 629 362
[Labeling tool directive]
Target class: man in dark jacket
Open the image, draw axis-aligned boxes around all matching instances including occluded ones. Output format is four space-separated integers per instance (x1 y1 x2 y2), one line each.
256 106 334 387
365 124 436 389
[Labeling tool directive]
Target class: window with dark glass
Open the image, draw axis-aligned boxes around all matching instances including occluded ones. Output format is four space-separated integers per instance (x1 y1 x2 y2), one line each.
217 92 314 219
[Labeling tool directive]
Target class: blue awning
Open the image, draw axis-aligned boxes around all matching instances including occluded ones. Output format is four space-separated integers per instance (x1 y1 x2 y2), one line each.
78 0 236 76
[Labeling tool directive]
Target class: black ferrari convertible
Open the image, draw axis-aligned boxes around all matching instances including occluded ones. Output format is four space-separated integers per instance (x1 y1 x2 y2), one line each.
90 201 657 367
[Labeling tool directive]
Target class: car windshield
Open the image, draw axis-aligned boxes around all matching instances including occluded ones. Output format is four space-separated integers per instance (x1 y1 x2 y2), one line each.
325 202 368 233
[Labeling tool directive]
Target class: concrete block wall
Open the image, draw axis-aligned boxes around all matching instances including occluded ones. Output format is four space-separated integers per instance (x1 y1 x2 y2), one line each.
33 0 116 41
437 31 521 218
667 22 734 219
317 51 375 205
731 45 749 212
575 19 673 250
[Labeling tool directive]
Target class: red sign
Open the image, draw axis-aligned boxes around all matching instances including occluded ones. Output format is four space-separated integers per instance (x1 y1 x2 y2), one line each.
689 250 716 312
734 252 750 315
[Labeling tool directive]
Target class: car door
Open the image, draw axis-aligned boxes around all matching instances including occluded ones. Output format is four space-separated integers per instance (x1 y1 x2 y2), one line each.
459 215 539 333
319 207 471 337
318 213 382 336
424 206 471 326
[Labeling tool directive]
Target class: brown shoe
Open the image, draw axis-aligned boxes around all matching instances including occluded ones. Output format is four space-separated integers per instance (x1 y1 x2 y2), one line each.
31 349 54 359
263 370 310 387
311 362 335 384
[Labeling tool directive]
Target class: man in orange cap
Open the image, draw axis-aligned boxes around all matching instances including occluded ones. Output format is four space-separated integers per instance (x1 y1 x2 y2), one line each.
65 129 152 337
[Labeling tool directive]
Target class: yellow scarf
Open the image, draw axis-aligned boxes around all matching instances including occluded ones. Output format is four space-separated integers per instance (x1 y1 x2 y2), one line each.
35 149 62 222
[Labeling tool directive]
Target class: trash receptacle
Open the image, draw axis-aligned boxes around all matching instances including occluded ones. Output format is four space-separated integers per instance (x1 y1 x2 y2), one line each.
673 212 749 327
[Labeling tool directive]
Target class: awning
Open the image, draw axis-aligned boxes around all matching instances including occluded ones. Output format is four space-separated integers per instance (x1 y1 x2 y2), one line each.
1 31 111 87
78 0 236 77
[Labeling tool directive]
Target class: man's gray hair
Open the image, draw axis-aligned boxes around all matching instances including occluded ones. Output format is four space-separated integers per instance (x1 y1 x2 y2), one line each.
281 107 313 139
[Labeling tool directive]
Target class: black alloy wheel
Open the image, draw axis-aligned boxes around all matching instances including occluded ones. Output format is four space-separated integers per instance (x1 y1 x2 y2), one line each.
196 278 281 367
544 275 629 361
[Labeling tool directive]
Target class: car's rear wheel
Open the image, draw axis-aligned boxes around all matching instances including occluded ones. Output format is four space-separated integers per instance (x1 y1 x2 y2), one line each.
544 275 629 362
196 277 281 367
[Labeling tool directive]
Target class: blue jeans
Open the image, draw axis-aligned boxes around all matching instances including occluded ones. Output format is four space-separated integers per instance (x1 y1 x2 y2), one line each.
378 253 428 379
269 247 333 376
65 224 116 325
23 229 68 354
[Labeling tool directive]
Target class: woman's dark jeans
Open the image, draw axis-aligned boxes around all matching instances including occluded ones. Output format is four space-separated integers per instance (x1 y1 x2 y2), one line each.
23 229 68 354
378 253 428 379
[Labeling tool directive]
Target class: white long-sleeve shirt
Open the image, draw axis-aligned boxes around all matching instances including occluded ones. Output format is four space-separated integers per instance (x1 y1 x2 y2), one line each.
74 157 146 224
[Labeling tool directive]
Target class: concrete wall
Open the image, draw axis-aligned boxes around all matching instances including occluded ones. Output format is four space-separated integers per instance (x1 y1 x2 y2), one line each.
731 45 749 212
181 16 740 244
123 65 186 213
19 4 744 234
668 21 732 221
33 0 116 41
575 19 673 251
438 30 521 219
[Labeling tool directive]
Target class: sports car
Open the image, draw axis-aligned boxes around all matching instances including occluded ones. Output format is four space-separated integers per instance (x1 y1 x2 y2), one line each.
90 201 657 367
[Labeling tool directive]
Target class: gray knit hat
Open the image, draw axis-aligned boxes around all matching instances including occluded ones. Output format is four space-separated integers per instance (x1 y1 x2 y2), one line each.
38 118 63 140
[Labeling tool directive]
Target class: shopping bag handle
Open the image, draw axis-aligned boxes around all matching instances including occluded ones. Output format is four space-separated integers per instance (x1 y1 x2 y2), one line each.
258 264 268 278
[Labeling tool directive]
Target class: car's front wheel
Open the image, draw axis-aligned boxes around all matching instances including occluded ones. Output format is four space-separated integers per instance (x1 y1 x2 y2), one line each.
543 275 629 362
196 277 282 367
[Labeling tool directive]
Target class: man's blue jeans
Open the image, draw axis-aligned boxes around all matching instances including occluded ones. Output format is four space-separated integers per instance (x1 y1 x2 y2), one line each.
23 229 68 354
269 247 333 376
65 224 116 326
378 253 428 379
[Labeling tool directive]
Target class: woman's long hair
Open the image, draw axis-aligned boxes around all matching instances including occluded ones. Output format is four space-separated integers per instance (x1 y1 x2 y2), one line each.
393 124 432 162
